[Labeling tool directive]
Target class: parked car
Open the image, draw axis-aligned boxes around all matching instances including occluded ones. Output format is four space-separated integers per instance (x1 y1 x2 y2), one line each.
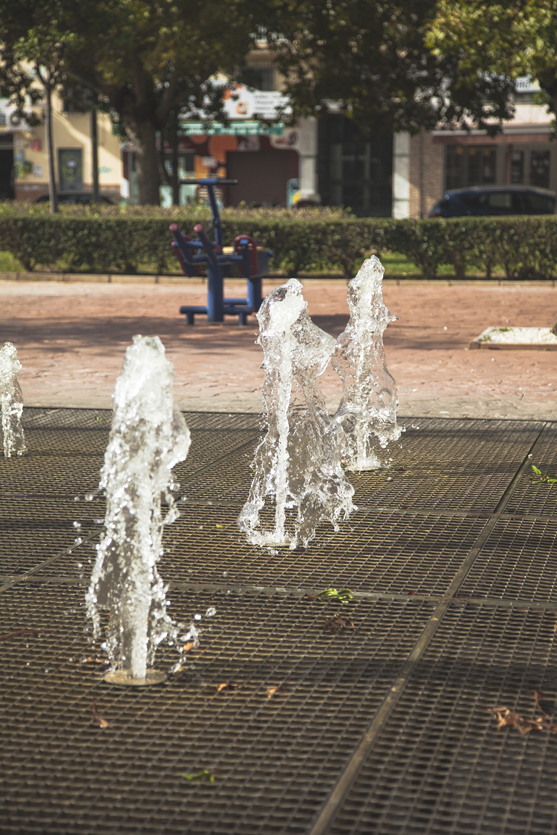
428 185 556 218
31 191 119 205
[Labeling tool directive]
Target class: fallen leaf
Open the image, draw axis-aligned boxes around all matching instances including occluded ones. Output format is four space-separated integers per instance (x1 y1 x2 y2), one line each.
182 641 195 652
82 656 108 666
487 707 541 735
91 699 112 729
266 683 289 699
182 769 215 783
323 616 355 634
215 524 224 529
215 682 245 692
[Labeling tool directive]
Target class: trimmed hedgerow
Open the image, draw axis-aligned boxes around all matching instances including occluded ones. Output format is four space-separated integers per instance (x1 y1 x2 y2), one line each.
0 203 556 279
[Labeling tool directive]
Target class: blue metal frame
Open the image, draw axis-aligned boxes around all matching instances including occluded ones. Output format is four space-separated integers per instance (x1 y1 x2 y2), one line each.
171 178 271 324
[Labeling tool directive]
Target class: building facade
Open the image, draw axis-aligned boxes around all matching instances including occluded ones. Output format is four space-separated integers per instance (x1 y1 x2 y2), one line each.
0 94 123 203
393 81 556 218
2 65 554 218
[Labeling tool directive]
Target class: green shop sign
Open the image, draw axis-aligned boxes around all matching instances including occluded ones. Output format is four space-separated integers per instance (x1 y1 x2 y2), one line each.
178 121 285 137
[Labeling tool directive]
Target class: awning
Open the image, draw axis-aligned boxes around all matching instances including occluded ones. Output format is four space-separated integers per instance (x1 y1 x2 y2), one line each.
178 121 285 137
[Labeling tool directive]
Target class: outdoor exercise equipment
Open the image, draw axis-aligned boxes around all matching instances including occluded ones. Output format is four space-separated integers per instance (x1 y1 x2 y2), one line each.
170 178 272 325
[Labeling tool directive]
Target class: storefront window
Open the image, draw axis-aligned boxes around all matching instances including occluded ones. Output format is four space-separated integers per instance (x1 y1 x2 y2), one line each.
510 150 524 184
530 150 551 188
318 115 392 216
445 145 496 190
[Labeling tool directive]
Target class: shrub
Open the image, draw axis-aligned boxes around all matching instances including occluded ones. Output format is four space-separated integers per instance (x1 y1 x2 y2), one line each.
0 202 556 280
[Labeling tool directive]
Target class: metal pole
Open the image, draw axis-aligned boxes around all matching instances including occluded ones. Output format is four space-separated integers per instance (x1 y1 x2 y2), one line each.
91 108 99 202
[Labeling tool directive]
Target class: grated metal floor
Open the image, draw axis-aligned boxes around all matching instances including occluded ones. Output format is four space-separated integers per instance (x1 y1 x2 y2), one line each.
1 409 556 834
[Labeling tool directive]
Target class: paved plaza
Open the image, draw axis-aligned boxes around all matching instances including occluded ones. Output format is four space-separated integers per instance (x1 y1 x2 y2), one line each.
0 275 556 419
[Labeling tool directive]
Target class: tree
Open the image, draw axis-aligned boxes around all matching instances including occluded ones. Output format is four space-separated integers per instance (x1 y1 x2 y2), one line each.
426 1 557 128
260 0 516 136
0 1 78 212
0 1 262 205
64 0 259 204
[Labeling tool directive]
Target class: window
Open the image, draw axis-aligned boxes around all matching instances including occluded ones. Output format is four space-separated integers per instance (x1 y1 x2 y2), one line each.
238 65 276 91
484 192 513 209
525 192 555 214
530 150 551 188
58 148 83 190
510 150 524 184
445 145 497 190
318 116 392 216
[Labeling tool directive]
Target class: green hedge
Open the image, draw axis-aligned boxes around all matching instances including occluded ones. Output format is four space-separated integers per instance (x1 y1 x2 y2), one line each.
0 203 556 279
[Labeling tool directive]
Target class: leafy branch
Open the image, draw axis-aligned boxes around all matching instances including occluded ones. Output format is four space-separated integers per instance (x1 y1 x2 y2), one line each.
316 587 354 604
529 465 557 485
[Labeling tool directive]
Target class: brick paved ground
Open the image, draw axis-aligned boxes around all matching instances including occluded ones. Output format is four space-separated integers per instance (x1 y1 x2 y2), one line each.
1 275 556 419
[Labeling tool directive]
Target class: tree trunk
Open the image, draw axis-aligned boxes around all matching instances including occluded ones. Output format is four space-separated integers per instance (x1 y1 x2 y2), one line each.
43 72 58 214
91 108 99 202
131 120 160 205
171 134 179 206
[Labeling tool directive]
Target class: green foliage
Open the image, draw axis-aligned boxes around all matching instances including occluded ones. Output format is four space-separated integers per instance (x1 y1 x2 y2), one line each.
427 1 557 124
316 588 354 604
2 206 557 280
265 0 487 135
182 769 215 783
529 465 557 485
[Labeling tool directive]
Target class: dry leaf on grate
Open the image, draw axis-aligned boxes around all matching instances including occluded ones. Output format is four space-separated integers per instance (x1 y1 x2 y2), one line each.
91 699 112 729
488 690 557 735
266 682 290 700
323 616 355 634
215 682 246 692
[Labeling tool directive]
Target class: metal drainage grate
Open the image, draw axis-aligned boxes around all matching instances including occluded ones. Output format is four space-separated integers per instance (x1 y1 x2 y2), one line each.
504 423 557 518
0 408 555 834
457 517 557 604
159 505 489 596
328 603 557 835
0 584 434 835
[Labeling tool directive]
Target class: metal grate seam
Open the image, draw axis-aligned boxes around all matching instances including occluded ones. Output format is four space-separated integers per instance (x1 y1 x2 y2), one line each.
307 420 548 835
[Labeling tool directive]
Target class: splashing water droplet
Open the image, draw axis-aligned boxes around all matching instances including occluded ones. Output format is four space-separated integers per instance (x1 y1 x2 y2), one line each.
0 342 26 458
333 257 400 470
238 279 355 550
85 335 191 681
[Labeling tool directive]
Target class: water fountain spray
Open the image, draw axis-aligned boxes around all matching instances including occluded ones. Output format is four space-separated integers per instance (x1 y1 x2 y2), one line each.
333 256 400 470
0 342 26 458
86 336 191 686
239 279 355 549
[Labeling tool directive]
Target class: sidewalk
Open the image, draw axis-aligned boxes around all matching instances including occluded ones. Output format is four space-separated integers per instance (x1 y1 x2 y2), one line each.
1 275 556 419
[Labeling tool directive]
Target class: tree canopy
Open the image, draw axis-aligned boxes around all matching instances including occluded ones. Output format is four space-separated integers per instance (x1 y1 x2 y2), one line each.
65 0 261 203
1 0 555 206
263 0 516 137
426 0 557 125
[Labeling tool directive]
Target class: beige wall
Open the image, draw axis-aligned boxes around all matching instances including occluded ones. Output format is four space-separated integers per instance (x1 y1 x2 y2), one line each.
408 132 444 218
13 93 122 201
